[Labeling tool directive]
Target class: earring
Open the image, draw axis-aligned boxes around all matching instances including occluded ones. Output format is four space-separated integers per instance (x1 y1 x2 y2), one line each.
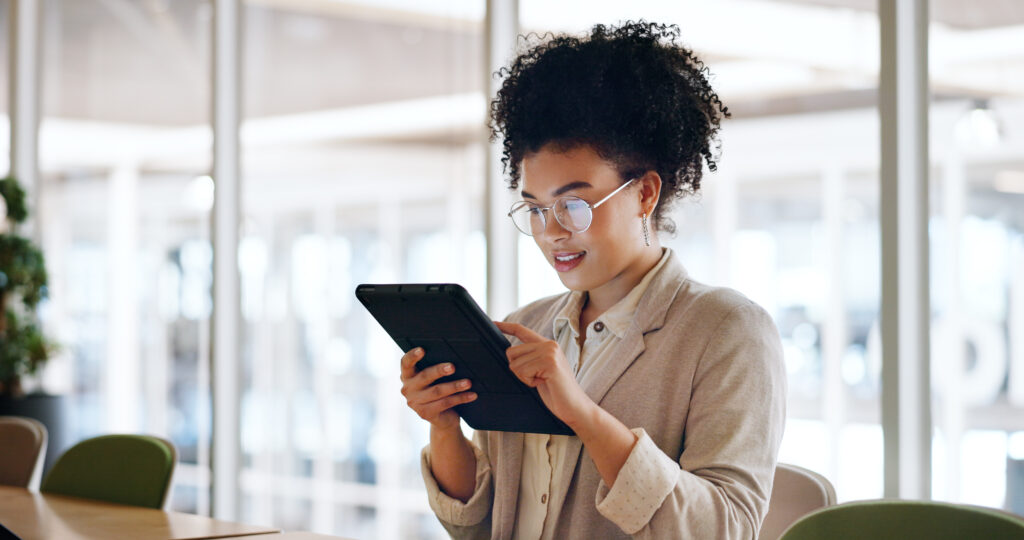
641 214 651 247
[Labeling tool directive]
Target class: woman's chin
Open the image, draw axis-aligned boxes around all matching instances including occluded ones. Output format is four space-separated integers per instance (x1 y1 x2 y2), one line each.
555 271 594 293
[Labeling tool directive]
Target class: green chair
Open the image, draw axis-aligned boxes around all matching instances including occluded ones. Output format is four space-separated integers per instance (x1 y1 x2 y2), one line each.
779 499 1024 540
40 434 176 509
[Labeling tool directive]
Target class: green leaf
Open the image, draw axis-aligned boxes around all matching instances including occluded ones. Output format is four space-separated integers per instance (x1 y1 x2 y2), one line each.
0 177 28 224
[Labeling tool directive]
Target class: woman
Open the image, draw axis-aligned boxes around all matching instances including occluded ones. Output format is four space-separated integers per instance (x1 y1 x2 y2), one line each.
399 21 786 539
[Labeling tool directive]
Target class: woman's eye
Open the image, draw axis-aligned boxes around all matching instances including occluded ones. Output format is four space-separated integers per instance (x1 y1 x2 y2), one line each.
562 198 588 211
527 206 544 216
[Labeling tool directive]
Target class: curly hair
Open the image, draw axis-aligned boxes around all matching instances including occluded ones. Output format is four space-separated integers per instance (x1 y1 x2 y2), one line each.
489 21 729 234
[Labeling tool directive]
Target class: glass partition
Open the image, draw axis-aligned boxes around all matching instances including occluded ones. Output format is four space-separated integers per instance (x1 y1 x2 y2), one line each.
518 0 884 501
239 2 485 537
38 0 213 514
1 0 9 173
928 1 1024 512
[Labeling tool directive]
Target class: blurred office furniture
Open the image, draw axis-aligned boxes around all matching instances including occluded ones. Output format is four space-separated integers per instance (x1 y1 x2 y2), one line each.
1008 457 1024 516
0 416 48 489
41 434 177 509
778 499 1024 540
0 484 280 539
760 463 836 540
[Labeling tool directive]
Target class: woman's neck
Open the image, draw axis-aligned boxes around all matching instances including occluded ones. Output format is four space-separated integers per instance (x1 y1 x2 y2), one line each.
580 245 662 325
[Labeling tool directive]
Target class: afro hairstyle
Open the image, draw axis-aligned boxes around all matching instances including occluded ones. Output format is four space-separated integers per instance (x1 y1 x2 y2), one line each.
489 20 729 234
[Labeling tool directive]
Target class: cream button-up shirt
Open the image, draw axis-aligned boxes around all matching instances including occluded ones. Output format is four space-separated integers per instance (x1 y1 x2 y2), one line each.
511 251 670 540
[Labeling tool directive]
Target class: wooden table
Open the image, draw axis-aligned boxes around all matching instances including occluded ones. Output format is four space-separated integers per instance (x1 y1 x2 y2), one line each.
0 485 280 540
232 534 356 540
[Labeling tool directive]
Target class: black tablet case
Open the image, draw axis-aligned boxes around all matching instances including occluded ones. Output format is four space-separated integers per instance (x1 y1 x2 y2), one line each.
356 283 573 435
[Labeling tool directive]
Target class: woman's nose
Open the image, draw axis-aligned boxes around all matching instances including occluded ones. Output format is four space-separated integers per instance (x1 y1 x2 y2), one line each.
539 210 571 240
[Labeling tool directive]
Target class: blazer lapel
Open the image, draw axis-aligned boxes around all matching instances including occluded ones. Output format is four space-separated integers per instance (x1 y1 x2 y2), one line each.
581 250 687 407
498 250 689 534
493 431 523 540
580 324 646 405
549 253 688 515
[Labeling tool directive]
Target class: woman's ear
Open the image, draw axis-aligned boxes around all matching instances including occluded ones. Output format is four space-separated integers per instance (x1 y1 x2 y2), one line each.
638 171 662 217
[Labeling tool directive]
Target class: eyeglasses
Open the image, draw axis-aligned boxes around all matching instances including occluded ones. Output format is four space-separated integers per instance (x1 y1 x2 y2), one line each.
507 178 636 236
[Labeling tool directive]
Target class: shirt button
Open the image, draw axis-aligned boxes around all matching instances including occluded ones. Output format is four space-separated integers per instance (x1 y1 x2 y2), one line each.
594 321 605 332
541 494 548 504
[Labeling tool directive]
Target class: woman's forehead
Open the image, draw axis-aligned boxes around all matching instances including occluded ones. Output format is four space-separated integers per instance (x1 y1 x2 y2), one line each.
521 147 620 197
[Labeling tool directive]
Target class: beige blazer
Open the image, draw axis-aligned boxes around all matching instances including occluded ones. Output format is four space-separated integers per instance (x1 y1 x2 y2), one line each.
436 251 787 539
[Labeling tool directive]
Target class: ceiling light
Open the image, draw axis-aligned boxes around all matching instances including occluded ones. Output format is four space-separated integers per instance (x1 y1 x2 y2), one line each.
955 99 1002 149
184 175 215 212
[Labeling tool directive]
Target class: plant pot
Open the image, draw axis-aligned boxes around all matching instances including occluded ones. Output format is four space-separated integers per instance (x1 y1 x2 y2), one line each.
0 392 68 475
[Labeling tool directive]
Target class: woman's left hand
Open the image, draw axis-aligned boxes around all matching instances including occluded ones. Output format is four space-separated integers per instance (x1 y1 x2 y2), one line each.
494 321 594 427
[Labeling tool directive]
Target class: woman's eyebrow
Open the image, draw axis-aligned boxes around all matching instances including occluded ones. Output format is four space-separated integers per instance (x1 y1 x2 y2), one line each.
521 181 593 200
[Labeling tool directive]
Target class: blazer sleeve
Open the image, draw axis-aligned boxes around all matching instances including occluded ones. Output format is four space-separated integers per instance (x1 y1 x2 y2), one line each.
420 430 495 539
594 302 787 539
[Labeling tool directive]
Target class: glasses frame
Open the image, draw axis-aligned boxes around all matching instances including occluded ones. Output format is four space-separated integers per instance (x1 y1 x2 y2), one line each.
507 178 637 236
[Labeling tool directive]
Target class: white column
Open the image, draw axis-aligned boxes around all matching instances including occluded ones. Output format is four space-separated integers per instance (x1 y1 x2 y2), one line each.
713 165 737 286
8 0 41 230
821 166 847 486
146 219 171 436
484 0 519 318
251 217 274 524
879 0 932 500
311 207 336 534
374 197 402 540
937 152 965 501
1010 237 1024 407
211 0 242 521
196 250 213 517
105 162 141 433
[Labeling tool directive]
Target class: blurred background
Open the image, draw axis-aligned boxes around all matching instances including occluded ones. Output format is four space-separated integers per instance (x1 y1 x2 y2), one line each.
1 0 1022 538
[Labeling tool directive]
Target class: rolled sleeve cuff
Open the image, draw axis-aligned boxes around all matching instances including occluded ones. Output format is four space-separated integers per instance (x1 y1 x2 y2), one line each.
595 428 679 534
421 442 493 527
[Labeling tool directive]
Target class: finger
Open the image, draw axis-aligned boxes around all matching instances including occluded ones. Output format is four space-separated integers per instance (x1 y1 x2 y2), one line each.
401 361 455 399
399 347 425 379
507 351 549 387
422 378 472 403
410 361 456 389
505 340 558 364
418 391 478 420
494 321 544 343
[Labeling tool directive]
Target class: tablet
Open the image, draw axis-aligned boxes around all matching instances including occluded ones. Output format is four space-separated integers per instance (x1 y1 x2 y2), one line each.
355 283 573 435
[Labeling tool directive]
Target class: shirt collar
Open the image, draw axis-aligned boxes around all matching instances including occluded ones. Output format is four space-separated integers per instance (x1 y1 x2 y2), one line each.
552 290 586 340
551 248 673 340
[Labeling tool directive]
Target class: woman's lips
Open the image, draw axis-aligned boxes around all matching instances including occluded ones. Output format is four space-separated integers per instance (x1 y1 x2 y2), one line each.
552 251 586 272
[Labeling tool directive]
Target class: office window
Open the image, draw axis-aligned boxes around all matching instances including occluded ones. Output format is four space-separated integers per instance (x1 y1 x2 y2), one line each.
238 2 485 538
1 0 8 173
38 0 213 514
519 0 884 501
928 1 1024 512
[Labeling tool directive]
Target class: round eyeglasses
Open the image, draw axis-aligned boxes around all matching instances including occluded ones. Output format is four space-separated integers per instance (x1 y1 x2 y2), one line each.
507 178 636 236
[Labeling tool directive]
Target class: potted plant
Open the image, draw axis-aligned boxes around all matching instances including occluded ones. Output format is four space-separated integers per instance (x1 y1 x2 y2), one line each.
0 175 63 471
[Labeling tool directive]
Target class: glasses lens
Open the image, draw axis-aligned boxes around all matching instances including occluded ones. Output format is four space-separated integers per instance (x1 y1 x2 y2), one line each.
509 202 544 236
555 197 592 232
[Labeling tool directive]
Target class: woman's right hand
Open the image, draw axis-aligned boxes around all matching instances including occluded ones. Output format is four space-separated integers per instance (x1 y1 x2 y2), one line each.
399 347 477 431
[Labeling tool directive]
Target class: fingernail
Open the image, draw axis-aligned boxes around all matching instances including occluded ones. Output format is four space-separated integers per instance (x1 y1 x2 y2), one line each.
458 380 470 389
467 392 477 400
414 347 424 355
443 364 454 374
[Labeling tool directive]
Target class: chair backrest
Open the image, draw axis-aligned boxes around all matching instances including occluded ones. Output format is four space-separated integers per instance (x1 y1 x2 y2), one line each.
760 463 836 540
0 416 48 489
40 434 177 509
779 499 1024 540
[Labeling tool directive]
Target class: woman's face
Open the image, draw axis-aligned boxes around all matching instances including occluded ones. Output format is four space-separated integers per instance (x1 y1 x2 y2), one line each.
520 144 657 296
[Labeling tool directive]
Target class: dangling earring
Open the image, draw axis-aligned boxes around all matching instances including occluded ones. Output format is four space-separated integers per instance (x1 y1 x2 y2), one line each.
641 213 651 247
